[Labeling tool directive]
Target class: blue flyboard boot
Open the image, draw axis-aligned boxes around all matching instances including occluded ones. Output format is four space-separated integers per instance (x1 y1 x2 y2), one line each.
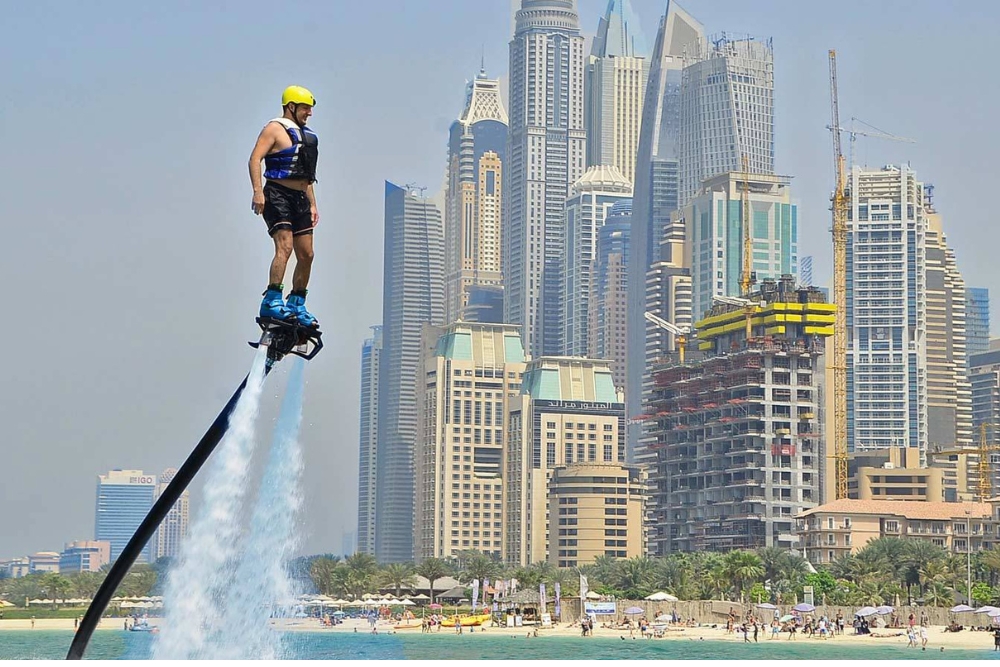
287 290 319 328
260 285 294 321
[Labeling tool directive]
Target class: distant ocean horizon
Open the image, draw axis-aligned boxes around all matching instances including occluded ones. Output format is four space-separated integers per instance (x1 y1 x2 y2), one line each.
1 630 997 661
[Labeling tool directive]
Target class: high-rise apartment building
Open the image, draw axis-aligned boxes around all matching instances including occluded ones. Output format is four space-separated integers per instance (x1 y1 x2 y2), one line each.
562 165 632 358
414 322 526 561
967 288 991 360
154 467 189 560
356 325 382 556
585 0 648 184
445 70 508 324
846 165 927 459
588 200 631 388
678 33 774 208
505 0 586 358
683 172 797 322
376 183 445 563
799 256 814 288
641 277 832 554
504 357 625 566
547 463 644 568
626 3 703 457
95 469 156 563
925 211 972 448
970 349 1000 447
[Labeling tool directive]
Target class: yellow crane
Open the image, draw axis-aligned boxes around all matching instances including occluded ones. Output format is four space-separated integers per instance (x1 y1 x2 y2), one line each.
977 422 1000 501
739 154 756 340
828 50 849 500
644 311 691 364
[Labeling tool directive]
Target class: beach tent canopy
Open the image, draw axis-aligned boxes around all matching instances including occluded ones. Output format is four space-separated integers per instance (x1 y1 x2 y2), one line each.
437 586 470 601
0 600 14 607
645 591 678 602
950 604 974 613
624 607 644 615
400 599 416 606
585 591 602 600
975 606 998 614
875 605 894 615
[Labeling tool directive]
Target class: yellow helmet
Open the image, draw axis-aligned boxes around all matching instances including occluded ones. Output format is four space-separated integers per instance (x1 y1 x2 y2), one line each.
282 85 316 107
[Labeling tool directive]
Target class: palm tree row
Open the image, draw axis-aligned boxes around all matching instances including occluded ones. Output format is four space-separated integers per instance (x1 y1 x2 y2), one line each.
303 540 1000 609
0 563 163 607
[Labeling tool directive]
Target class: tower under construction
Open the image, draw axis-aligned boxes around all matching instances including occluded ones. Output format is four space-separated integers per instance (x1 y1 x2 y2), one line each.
639 275 834 554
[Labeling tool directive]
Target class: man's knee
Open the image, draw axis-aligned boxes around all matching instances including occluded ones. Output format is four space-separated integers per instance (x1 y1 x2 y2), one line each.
273 232 294 258
294 240 315 264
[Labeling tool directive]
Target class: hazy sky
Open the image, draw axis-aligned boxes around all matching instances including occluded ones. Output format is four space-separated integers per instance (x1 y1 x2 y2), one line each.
3 0 999 559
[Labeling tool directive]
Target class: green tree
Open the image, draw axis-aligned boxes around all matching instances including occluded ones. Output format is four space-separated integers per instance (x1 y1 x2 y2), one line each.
972 582 996 606
747 582 768 604
460 552 504 585
723 551 764 602
69 571 105 599
416 558 450 604
309 556 340 596
39 573 73 608
379 563 417 599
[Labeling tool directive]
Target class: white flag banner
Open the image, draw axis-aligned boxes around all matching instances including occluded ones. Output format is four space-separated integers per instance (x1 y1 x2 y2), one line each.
579 574 589 601
471 579 480 610
554 582 561 618
539 582 546 610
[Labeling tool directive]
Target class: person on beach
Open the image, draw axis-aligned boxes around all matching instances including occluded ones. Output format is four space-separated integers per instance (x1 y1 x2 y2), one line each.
992 626 1000 650
919 625 928 648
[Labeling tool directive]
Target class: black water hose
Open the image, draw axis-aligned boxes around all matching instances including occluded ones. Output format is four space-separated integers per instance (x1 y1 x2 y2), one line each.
67 371 262 659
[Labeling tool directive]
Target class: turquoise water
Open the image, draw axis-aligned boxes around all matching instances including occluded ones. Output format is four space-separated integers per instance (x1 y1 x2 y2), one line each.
2 631 998 660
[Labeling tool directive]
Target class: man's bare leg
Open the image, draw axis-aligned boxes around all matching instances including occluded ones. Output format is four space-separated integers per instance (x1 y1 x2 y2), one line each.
269 229 294 286
291 233 314 292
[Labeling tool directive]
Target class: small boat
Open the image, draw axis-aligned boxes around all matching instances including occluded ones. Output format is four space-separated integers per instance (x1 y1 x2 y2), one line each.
440 613 492 628
392 622 423 630
129 619 158 633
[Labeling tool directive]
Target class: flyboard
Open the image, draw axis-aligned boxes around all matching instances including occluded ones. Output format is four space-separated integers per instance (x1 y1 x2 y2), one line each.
66 318 322 660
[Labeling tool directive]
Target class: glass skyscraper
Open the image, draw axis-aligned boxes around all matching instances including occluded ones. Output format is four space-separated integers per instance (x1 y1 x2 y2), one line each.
967 287 990 360
94 469 156 563
356 325 381 556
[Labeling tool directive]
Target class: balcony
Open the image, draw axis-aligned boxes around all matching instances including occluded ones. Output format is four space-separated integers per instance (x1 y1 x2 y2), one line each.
771 444 796 456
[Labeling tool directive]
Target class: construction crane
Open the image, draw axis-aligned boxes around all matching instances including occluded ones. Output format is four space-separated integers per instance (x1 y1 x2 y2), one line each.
644 311 691 364
824 117 916 168
977 423 1000 501
712 294 764 340
740 154 755 297
828 50 849 500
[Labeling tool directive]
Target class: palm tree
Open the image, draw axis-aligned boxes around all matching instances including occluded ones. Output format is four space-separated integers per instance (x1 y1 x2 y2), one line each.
756 547 791 584
380 563 417 599
616 557 655 598
310 557 341 595
69 571 105 599
461 553 504 585
416 558 450 604
923 581 953 607
343 553 379 598
40 573 73 609
723 551 764 602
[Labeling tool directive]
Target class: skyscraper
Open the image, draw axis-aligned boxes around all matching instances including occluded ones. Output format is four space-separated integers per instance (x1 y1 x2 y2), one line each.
925 210 972 448
846 165 927 458
678 33 775 207
683 172 797 320
799 255 814 287
505 0 586 358
585 0 648 184
413 322 526 561
356 325 382 556
375 183 445 563
626 1 703 456
154 467 189 560
562 165 632 358
445 70 508 324
967 287 990 360
95 469 156 563
589 200 631 388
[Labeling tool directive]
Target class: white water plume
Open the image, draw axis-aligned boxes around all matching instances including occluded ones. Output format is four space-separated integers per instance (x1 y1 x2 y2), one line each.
213 358 306 659
152 347 269 660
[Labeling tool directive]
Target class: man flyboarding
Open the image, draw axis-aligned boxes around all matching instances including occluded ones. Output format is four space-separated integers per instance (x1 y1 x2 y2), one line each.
248 85 320 328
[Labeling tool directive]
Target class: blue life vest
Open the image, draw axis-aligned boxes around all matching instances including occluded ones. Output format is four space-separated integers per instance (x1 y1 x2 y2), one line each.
263 117 318 183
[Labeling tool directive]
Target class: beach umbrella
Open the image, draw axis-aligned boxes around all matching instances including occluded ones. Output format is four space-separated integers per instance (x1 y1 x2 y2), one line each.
400 599 416 606
0 600 13 607
585 591 602 600
429 603 443 610
755 603 778 610
950 604 974 613
875 605 894 615
412 594 431 601
779 614 795 623
654 614 671 622
855 606 878 617
989 609 1000 619
792 603 815 613
645 591 678 602
624 607 644 615
976 606 998 614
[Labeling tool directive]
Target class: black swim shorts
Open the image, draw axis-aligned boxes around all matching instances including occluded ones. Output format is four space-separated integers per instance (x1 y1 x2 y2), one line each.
262 181 313 236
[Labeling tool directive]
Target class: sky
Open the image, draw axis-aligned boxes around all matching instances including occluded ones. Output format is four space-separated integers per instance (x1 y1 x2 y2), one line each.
2 0 1000 559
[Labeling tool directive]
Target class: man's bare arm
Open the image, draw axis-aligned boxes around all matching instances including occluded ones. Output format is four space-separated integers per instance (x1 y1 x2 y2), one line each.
249 124 278 214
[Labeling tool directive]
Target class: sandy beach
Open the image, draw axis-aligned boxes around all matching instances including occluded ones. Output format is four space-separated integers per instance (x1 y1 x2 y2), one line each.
2 615 994 654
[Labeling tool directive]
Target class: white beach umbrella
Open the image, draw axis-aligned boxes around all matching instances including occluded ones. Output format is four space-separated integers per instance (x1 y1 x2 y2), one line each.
399 599 416 606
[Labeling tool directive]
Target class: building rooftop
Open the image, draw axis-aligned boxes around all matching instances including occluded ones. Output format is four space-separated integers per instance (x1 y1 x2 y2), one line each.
797 499 990 521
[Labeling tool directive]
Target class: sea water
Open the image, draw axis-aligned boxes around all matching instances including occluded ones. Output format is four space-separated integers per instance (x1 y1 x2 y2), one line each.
2 630 996 661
